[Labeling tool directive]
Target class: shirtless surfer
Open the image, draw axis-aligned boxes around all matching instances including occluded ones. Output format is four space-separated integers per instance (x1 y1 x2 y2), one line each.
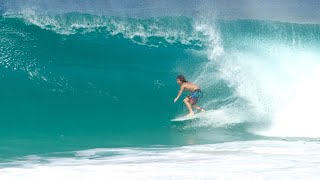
174 75 205 116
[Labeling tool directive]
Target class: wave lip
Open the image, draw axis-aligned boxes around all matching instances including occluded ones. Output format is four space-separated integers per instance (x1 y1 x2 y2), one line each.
4 11 204 47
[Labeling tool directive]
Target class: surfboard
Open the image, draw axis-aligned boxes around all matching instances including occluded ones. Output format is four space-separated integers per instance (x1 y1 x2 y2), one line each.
171 110 210 122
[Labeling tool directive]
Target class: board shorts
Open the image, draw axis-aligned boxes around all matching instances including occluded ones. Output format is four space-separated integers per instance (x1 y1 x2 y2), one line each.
188 89 203 105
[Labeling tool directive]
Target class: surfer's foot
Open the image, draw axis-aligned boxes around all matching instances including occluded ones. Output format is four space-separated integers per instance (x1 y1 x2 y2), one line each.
200 108 205 112
186 112 195 116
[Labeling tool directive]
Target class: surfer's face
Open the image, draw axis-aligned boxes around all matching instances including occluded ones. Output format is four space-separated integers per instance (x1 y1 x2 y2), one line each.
176 79 182 85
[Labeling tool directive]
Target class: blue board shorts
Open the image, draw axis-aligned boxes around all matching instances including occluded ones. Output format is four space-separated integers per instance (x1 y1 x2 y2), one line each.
188 89 203 105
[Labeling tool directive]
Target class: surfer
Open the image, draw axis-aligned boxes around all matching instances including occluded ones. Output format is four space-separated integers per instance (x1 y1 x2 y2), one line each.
174 75 205 116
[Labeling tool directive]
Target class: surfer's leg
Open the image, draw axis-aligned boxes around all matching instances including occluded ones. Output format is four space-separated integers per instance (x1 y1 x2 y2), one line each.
183 97 195 116
192 105 205 112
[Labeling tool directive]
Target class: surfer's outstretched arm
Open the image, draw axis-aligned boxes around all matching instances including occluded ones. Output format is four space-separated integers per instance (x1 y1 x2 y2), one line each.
174 85 185 103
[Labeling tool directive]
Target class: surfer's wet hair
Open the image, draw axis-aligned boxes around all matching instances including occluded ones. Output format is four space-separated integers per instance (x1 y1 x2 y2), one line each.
177 75 187 82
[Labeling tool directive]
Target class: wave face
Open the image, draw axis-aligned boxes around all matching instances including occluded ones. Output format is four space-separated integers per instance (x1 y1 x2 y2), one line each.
1 10 320 159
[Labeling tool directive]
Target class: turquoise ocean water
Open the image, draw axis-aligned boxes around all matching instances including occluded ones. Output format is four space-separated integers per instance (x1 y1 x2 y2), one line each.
1 1 320 179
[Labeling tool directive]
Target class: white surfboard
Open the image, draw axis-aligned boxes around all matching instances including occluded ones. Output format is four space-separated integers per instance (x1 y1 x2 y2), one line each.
171 110 212 122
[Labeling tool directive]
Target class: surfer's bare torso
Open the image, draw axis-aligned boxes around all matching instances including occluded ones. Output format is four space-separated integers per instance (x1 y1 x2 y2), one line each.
180 82 199 92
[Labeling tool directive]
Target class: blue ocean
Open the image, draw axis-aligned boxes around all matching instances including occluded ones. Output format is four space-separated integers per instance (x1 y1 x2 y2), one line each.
1 0 320 179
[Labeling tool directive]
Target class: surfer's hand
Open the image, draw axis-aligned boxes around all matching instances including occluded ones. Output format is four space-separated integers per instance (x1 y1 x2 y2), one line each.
174 98 178 103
